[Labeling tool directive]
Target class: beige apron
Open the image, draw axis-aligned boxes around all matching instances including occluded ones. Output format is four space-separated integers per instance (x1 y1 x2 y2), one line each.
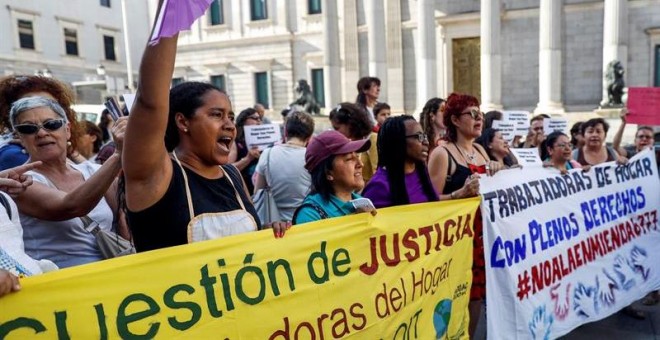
173 153 258 243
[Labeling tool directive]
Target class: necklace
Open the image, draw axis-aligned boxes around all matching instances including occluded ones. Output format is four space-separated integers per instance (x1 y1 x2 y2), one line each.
285 139 306 148
455 143 477 164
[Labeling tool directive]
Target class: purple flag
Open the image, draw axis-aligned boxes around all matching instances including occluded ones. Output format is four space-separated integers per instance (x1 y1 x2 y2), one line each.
149 0 214 45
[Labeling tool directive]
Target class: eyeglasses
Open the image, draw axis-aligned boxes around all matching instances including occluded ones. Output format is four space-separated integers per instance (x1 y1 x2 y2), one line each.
636 135 653 140
554 142 573 149
247 115 262 121
14 119 65 135
406 132 428 143
460 109 483 120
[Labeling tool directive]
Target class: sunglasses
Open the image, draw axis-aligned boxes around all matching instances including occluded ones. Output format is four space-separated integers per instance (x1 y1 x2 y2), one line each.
14 119 65 135
460 109 482 120
636 135 653 140
406 132 428 143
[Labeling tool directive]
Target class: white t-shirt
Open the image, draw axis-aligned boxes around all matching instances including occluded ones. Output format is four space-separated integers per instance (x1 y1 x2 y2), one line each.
21 161 114 268
0 192 57 276
255 144 311 221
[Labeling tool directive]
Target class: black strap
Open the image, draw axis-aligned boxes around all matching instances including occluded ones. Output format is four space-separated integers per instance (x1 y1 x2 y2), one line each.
0 194 11 220
293 202 329 222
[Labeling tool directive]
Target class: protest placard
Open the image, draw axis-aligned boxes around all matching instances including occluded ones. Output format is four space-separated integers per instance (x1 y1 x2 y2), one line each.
480 149 660 339
502 111 531 136
0 199 480 339
509 148 543 167
543 118 569 135
492 120 516 141
627 87 660 125
244 124 281 150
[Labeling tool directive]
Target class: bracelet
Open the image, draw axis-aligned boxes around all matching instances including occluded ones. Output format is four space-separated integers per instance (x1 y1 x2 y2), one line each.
450 191 456 199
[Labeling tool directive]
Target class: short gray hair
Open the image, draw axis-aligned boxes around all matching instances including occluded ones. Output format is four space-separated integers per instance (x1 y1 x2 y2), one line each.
9 96 68 129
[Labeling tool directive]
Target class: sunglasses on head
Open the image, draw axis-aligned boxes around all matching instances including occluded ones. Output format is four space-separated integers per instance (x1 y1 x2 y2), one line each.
460 108 482 120
14 119 65 135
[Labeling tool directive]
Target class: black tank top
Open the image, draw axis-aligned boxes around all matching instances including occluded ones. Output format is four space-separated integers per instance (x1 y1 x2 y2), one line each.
127 159 260 252
442 145 488 195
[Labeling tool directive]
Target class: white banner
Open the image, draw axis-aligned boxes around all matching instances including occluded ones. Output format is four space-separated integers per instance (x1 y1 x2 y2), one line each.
480 149 660 339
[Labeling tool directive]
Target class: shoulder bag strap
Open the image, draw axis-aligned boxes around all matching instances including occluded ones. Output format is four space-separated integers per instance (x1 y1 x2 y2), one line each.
0 193 11 220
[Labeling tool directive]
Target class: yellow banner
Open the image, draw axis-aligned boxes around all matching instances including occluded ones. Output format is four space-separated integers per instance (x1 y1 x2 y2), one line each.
0 198 479 339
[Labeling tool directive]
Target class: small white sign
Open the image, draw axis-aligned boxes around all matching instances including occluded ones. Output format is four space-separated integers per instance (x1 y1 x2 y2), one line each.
502 111 530 136
509 148 543 167
244 124 281 150
543 118 569 135
492 120 516 141
122 93 136 113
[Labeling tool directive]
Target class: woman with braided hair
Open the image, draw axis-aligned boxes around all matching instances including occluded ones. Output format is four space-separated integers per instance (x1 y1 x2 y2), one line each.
362 115 438 208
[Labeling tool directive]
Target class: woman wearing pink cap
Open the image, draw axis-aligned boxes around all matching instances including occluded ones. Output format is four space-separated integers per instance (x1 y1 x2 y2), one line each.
293 130 373 225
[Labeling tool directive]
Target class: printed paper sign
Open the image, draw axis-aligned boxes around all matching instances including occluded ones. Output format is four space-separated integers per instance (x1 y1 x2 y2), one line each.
480 149 660 339
0 199 479 339
627 87 660 125
492 120 516 141
543 118 569 134
502 111 531 136
509 148 543 167
244 124 281 150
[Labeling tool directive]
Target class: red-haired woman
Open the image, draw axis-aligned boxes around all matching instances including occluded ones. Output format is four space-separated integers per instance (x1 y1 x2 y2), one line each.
427 92 503 337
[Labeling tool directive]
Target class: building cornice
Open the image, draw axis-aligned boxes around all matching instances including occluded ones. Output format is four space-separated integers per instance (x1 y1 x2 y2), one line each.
177 34 293 51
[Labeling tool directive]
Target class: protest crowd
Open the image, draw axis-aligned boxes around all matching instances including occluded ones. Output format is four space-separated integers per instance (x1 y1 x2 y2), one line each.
0 1 659 338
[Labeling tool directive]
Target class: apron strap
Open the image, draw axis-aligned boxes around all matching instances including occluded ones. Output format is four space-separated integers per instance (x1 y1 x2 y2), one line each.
172 152 196 221
172 152 248 219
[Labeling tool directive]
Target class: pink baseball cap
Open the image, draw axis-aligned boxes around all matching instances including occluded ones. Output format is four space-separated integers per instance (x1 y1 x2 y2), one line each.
305 130 371 172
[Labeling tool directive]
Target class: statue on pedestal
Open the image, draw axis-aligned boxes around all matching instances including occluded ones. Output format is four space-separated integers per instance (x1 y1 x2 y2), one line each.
602 60 626 107
289 80 320 115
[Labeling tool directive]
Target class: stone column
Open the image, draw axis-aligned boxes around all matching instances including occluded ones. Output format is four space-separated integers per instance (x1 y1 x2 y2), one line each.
416 0 436 112
385 0 404 111
322 0 342 109
366 0 388 102
343 0 360 102
535 0 565 114
600 0 628 106
480 0 502 110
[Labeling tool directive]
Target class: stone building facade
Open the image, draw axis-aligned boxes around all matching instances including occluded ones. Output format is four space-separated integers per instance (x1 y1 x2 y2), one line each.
0 0 153 103
174 0 659 115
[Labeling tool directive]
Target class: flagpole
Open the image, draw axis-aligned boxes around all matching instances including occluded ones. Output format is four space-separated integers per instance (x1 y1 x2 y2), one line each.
120 0 135 91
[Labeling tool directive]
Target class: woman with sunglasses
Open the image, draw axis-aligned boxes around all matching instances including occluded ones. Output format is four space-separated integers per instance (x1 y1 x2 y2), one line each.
0 75 85 170
123 10 289 252
8 96 127 268
539 131 584 174
362 115 438 208
233 108 263 195
427 92 502 338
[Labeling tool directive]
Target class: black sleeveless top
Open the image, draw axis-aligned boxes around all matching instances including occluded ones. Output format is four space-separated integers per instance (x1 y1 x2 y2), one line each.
127 159 260 252
442 145 488 195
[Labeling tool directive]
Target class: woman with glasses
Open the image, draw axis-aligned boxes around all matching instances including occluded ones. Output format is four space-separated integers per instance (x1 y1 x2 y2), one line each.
612 110 655 158
8 96 127 268
539 131 583 174
362 115 438 208
234 108 263 195
427 92 502 338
